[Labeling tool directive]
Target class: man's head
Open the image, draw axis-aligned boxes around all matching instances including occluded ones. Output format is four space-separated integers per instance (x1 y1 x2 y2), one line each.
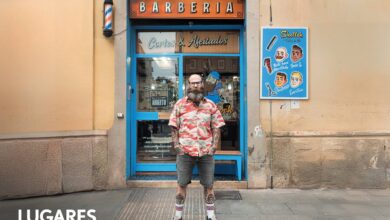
275 72 287 87
187 74 204 104
291 45 303 62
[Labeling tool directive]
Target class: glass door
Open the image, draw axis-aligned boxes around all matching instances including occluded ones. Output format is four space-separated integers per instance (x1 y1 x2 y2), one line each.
132 56 180 173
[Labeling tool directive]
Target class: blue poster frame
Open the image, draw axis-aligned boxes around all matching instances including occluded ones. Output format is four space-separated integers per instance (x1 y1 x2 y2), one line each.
260 27 309 100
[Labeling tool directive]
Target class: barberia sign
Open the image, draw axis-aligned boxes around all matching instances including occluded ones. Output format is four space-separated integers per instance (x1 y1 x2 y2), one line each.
130 0 244 19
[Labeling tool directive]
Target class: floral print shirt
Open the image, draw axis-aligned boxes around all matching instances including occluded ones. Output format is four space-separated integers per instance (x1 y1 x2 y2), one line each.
169 97 225 157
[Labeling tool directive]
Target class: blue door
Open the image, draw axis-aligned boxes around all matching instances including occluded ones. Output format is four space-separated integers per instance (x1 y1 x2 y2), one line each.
127 27 246 178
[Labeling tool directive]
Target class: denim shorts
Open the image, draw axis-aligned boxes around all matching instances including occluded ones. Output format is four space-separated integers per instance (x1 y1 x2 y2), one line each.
176 154 215 188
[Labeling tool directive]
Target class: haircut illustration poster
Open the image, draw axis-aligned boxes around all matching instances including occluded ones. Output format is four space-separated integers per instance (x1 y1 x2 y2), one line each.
260 27 308 99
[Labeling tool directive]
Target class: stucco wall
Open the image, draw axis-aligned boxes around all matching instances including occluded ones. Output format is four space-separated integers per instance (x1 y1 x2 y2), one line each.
0 0 116 199
94 1 116 130
258 0 390 188
271 134 390 189
259 0 390 132
0 0 115 133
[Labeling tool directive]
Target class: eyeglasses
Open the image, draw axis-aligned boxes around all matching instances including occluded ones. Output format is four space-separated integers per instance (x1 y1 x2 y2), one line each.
189 81 202 86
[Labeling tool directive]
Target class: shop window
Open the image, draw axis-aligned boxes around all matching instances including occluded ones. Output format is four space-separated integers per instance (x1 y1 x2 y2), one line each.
184 56 240 151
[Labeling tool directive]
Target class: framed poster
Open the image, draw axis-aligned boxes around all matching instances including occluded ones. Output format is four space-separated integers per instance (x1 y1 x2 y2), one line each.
260 27 309 99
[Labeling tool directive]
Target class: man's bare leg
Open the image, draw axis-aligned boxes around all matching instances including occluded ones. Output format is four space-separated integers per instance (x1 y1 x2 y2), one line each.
204 186 216 220
174 184 187 220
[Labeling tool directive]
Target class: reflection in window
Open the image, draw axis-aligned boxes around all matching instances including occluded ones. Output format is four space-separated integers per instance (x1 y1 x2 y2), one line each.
137 58 178 112
184 57 240 151
137 120 175 162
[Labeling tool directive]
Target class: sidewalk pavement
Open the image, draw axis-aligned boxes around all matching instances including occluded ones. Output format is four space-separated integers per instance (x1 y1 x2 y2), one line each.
1 188 390 220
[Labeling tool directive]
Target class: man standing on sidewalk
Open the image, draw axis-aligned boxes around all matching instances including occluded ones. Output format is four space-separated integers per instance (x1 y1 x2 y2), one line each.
169 73 225 220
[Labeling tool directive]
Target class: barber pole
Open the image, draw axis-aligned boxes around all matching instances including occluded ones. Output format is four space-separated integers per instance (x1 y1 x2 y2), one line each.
103 0 113 37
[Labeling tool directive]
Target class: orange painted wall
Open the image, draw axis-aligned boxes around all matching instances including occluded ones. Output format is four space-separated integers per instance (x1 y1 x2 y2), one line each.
0 0 115 133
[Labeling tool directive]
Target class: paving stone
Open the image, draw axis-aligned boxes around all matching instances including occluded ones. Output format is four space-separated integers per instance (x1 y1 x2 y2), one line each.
2 189 390 220
286 203 322 215
325 216 376 220
320 204 350 216
376 205 390 216
367 189 390 196
229 200 263 215
215 200 232 214
264 215 318 220
340 204 382 216
217 214 255 220
373 216 390 220
256 203 294 215
0 190 132 220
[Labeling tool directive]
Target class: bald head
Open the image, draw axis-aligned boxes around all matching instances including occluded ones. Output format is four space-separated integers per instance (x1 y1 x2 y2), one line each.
188 74 202 83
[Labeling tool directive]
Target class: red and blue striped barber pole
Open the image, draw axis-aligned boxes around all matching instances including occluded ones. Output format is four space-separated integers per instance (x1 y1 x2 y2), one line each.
103 0 113 37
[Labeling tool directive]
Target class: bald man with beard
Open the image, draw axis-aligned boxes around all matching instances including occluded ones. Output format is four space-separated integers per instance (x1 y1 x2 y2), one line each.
169 74 225 220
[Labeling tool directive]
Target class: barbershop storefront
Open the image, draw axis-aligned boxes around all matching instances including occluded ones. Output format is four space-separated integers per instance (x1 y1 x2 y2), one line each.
4 0 389 200
126 0 247 179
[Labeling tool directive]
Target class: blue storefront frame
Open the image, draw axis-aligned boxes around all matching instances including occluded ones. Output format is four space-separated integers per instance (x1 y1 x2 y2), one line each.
126 24 247 179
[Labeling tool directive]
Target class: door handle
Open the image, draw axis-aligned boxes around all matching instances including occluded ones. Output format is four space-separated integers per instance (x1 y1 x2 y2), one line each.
127 84 134 100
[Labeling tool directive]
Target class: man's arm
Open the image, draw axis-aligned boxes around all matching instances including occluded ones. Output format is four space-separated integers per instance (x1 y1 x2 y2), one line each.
210 127 221 154
171 127 183 155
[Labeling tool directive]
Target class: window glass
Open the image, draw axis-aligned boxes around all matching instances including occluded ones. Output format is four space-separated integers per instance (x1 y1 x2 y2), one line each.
137 120 175 162
137 57 179 112
184 56 240 151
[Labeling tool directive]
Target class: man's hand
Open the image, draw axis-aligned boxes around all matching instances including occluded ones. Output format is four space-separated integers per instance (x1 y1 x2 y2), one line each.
171 127 183 155
210 127 221 154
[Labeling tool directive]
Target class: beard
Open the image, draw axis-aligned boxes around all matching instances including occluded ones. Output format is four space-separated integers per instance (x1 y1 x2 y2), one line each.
187 87 205 106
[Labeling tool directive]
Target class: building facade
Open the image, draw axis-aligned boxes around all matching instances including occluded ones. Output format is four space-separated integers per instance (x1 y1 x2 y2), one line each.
1 0 390 199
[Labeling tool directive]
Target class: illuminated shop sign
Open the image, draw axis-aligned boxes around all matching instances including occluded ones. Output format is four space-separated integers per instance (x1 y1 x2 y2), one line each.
130 0 244 19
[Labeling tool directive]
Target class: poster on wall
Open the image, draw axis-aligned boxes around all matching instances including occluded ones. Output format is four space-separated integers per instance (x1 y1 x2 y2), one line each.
260 27 308 99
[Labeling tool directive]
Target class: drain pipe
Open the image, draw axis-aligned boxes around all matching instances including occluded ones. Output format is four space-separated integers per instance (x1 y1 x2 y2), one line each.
269 100 274 189
269 0 274 190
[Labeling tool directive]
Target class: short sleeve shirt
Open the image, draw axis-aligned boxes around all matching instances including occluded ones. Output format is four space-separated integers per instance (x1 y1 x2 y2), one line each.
168 97 225 157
